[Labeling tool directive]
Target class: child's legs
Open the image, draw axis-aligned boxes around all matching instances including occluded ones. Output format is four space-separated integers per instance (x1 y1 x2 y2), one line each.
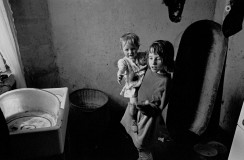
129 97 138 132
129 97 138 119
130 97 138 104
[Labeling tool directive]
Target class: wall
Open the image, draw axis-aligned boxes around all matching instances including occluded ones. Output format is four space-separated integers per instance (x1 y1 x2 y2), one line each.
47 0 216 109
214 0 244 134
9 0 60 88
222 31 244 133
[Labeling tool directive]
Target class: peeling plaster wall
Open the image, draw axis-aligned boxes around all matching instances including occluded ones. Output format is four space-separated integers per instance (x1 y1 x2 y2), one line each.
9 0 60 88
47 0 216 109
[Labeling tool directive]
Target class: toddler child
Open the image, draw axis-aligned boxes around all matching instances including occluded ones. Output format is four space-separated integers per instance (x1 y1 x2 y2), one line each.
117 33 147 132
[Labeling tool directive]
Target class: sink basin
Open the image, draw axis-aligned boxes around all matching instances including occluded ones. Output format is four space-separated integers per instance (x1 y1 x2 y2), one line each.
0 87 69 159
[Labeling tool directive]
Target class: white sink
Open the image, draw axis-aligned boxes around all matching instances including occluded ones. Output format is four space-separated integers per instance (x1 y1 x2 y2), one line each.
0 87 69 159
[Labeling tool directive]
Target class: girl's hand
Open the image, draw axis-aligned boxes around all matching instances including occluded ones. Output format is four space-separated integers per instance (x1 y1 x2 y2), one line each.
136 100 159 117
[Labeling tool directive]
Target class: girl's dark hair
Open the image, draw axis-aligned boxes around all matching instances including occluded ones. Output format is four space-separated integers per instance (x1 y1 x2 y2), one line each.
149 40 174 73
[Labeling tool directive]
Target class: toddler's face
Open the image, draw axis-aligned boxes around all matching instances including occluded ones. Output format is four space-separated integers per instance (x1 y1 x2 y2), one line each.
122 41 138 61
148 51 164 73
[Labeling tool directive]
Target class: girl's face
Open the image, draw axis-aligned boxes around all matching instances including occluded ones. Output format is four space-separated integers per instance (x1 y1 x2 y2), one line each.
122 41 138 61
148 50 164 73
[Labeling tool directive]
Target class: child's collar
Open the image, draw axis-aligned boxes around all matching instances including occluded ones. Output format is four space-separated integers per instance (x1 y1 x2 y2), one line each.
125 56 137 63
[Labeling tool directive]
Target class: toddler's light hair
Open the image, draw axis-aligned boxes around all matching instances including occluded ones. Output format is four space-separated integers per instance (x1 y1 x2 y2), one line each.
120 33 140 49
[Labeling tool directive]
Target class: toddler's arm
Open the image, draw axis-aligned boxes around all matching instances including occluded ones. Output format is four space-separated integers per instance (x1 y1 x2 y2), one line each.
117 71 124 85
117 59 127 85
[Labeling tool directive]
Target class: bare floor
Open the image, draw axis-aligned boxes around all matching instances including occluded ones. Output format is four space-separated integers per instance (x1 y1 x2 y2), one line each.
63 110 230 160
66 110 139 160
15 109 231 160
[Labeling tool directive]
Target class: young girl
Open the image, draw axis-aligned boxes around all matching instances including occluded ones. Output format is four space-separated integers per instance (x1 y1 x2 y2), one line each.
121 40 174 160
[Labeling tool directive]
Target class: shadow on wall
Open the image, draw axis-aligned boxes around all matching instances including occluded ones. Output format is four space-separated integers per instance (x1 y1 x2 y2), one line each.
222 90 244 134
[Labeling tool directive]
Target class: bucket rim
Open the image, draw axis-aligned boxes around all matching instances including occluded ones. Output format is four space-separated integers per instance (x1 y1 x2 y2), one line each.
69 88 109 112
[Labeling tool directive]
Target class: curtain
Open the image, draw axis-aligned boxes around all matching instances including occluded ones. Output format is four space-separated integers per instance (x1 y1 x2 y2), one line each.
0 0 26 88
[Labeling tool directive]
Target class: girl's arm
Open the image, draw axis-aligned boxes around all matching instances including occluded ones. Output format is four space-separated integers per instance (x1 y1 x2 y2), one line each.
156 77 171 110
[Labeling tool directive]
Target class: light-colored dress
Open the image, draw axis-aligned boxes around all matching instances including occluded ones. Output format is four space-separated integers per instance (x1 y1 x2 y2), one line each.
117 57 147 98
